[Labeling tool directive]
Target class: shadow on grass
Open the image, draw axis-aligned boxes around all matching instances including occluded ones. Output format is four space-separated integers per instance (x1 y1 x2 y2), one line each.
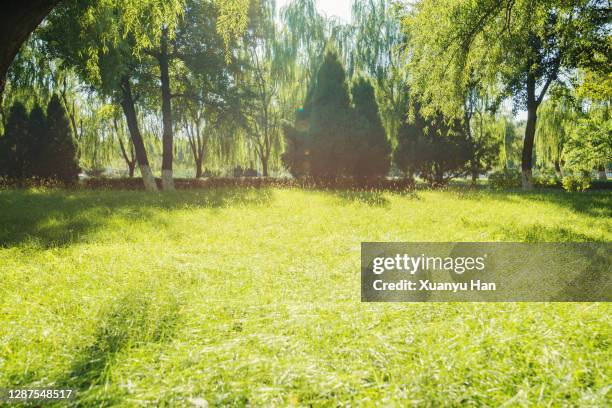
501 223 602 242
0 188 274 248
486 189 612 219
552 244 611 301
56 289 181 406
333 190 390 207
461 217 605 242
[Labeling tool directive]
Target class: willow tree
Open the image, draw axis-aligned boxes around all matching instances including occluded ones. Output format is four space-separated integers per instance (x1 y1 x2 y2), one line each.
239 0 288 177
348 0 408 143
535 100 575 177
38 0 251 190
0 1 62 99
405 0 610 190
41 0 164 191
171 0 244 178
564 107 611 179
116 0 251 190
280 0 329 98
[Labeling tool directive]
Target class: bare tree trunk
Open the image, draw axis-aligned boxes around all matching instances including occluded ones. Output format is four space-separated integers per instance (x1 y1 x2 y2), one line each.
261 155 269 177
158 28 175 191
195 158 203 178
521 107 537 190
554 160 563 179
0 1 60 99
118 134 136 178
120 77 158 192
114 117 137 178
471 161 479 184
598 166 607 181
522 77 537 191
435 164 444 186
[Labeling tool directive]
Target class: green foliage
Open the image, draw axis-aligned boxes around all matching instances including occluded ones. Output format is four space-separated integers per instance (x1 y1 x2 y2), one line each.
350 77 391 178
283 52 390 179
5 0 607 182
348 0 408 142
27 105 48 177
489 168 522 190
536 100 575 169
0 102 34 179
393 102 472 185
405 0 610 118
562 174 592 192
281 121 309 177
404 0 610 188
302 51 354 178
392 110 421 179
532 169 561 188
283 51 352 177
563 108 611 173
41 96 81 184
577 70 612 102
0 97 79 184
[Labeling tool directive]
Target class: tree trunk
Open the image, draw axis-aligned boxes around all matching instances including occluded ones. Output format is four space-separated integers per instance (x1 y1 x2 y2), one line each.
554 160 563 179
598 166 607 181
120 77 158 192
434 164 444 186
0 1 61 99
522 77 538 191
471 161 479 184
195 157 203 178
159 29 175 191
261 156 269 177
117 130 136 179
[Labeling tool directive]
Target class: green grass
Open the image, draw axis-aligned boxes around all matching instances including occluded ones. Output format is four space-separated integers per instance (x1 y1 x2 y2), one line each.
0 187 610 406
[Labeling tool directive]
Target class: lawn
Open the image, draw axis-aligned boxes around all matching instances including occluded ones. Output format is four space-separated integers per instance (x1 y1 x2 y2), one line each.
0 187 610 406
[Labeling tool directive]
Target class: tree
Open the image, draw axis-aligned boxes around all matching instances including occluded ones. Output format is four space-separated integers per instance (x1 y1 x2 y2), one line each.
173 0 244 178
41 0 160 191
564 107 611 178
27 104 47 178
33 0 252 190
283 52 392 180
157 28 177 191
393 103 426 180
394 100 472 185
283 51 356 178
308 51 356 178
0 1 61 98
39 95 80 183
535 100 574 177
0 97 79 184
351 77 391 178
112 114 137 178
0 102 31 180
405 0 610 189
348 0 409 143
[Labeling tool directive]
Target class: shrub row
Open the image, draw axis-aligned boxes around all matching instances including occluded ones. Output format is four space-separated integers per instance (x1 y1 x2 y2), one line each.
82 177 417 191
489 168 611 191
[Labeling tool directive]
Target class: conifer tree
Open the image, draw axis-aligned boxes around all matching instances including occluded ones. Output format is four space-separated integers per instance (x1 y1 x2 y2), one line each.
394 101 471 185
393 111 424 180
351 77 391 178
27 104 47 178
307 51 355 178
42 95 80 184
0 102 30 180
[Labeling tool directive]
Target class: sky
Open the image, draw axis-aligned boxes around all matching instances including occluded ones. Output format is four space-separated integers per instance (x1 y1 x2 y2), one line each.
276 0 353 22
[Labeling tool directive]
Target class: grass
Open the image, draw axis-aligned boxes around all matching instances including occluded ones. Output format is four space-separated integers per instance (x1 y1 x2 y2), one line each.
0 187 610 406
